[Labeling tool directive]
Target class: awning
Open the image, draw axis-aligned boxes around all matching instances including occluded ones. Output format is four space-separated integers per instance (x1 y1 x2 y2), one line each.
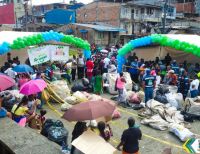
73 23 126 32
79 29 88 33
66 29 73 34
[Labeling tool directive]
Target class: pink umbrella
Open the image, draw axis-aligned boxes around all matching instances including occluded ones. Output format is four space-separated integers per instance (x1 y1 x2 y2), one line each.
62 100 116 121
0 74 15 91
19 79 47 95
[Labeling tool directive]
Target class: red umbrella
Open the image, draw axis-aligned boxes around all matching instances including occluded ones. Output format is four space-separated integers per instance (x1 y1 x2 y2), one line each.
62 100 116 121
0 74 15 91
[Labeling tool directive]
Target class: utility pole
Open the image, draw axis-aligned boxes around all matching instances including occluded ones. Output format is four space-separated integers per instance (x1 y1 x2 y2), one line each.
162 0 168 34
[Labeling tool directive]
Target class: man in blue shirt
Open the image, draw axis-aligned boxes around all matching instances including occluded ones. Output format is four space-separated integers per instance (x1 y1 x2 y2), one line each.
143 69 156 103
171 60 179 75
178 70 190 99
129 59 139 83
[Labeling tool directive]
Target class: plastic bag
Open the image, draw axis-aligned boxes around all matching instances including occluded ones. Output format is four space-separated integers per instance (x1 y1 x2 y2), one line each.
82 78 90 86
71 82 85 92
48 126 68 146
154 94 168 104
169 124 194 141
41 119 64 137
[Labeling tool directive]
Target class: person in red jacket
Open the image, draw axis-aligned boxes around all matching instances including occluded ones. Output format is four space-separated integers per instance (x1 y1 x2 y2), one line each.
86 58 94 82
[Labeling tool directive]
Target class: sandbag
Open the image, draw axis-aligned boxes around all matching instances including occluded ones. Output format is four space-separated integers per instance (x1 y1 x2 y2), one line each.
137 91 145 103
112 109 121 119
73 91 88 103
165 93 179 109
183 97 200 117
141 114 169 131
129 93 141 104
61 103 72 111
51 80 70 100
169 124 194 142
48 126 68 146
64 96 78 105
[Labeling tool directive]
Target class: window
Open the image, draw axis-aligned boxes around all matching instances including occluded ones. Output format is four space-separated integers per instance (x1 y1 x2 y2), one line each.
135 9 138 16
122 7 128 16
147 8 154 15
112 32 117 38
98 32 104 39
141 8 145 14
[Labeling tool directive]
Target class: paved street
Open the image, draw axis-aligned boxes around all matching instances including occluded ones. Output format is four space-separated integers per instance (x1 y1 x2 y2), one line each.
43 93 200 154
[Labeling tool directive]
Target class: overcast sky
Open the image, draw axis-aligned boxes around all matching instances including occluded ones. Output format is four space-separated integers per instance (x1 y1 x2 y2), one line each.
77 0 93 4
31 0 93 5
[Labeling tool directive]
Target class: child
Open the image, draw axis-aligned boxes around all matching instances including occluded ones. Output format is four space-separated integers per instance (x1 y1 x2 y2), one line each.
93 71 103 95
0 95 12 119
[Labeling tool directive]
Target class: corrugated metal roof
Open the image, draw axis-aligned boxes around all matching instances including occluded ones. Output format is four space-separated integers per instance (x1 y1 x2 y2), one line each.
72 23 126 32
127 0 162 8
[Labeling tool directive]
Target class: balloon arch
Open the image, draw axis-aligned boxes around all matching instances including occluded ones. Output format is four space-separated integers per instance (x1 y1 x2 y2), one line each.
0 30 91 59
117 34 200 73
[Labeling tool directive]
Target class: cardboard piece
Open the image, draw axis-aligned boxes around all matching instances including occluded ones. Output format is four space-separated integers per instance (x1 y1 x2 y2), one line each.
72 130 117 154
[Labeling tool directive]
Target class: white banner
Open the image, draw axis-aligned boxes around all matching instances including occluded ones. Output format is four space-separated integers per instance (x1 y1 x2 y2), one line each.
28 46 50 66
49 45 69 62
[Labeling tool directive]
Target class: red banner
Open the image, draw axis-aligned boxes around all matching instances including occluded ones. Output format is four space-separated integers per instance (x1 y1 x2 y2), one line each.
0 3 15 24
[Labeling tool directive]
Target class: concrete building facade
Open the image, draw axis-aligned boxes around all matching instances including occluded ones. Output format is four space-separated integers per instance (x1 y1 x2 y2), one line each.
76 1 165 43
76 2 121 27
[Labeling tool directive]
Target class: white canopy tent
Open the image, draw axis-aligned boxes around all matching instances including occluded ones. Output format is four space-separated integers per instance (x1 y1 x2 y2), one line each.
165 34 200 47
128 34 200 63
0 31 38 44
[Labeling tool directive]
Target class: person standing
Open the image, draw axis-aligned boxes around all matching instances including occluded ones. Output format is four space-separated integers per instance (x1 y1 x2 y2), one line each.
116 73 127 105
143 69 156 103
177 70 190 99
93 71 103 95
165 53 172 66
71 55 77 81
86 58 94 82
71 122 87 154
129 59 139 83
103 56 110 73
117 117 142 154
77 54 85 79
171 60 179 75
190 75 199 98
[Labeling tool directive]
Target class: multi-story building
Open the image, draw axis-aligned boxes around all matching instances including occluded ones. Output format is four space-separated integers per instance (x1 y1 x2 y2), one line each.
0 0 26 28
175 0 198 17
76 1 170 43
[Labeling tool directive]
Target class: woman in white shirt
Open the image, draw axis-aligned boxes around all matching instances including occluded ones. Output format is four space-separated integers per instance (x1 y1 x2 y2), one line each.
77 54 85 79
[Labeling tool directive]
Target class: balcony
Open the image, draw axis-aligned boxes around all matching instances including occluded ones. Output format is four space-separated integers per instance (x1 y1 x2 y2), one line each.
134 14 161 22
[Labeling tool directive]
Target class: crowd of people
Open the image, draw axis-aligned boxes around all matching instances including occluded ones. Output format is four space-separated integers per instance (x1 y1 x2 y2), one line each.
126 53 200 103
1 43 200 154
